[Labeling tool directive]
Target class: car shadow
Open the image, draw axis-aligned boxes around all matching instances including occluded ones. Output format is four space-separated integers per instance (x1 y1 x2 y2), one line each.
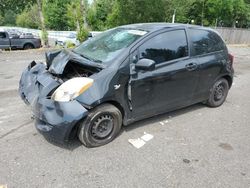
44 136 83 151
122 103 206 133
46 103 207 151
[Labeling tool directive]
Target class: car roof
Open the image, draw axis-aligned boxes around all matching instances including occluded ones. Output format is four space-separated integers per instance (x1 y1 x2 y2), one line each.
119 22 212 32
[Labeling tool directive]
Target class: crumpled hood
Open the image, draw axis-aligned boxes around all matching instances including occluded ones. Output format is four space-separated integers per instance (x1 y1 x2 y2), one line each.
48 49 104 75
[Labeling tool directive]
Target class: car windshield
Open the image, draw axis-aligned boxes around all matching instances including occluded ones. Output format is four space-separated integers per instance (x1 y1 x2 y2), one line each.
73 28 147 63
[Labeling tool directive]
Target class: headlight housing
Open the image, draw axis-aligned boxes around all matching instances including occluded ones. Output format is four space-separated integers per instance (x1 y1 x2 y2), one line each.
52 77 93 102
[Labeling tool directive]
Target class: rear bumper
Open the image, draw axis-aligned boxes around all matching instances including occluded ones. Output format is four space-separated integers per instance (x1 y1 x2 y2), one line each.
19 62 88 143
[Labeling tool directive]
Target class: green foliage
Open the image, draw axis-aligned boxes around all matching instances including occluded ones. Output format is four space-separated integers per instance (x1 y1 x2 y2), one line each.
3 10 17 26
43 0 71 30
0 0 35 15
246 4 250 27
66 0 89 42
107 0 166 27
41 29 48 46
244 0 250 4
1 0 250 29
16 4 40 29
0 14 4 25
188 0 204 25
66 0 82 30
231 0 248 27
66 41 76 48
164 0 195 23
66 0 89 30
87 0 115 30
77 27 89 42
188 0 249 27
0 0 34 25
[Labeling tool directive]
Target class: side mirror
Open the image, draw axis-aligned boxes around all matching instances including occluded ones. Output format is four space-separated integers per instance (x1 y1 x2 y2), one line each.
135 59 156 71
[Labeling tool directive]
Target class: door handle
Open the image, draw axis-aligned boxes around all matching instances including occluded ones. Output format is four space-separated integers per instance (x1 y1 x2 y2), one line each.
185 63 198 71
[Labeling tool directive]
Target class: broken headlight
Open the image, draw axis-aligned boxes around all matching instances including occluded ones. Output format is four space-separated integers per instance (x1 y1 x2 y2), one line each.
51 77 93 102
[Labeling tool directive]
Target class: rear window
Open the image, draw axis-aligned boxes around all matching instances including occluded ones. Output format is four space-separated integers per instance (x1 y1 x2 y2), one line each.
189 29 225 56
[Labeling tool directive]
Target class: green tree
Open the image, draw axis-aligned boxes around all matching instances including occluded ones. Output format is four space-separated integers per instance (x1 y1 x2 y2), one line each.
107 0 166 27
0 0 35 15
87 0 115 30
246 4 250 27
66 0 89 41
43 0 71 30
16 4 40 29
3 10 17 25
188 0 206 25
188 0 249 27
67 0 82 30
164 0 195 23
0 14 4 25
231 0 248 27
37 0 48 47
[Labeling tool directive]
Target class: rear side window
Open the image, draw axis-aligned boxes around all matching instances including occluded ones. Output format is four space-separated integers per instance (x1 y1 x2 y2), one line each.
0 32 6 38
189 29 225 56
138 30 188 64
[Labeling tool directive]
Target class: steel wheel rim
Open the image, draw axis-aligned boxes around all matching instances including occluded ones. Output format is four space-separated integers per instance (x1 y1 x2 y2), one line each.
214 83 225 101
91 114 114 140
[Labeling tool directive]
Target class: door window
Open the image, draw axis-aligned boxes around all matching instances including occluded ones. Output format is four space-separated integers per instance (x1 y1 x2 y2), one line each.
0 32 6 39
189 29 225 56
138 30 188 64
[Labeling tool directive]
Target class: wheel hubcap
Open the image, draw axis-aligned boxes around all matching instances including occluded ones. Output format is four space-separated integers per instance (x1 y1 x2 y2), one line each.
214 83 225 101
91 114 114 139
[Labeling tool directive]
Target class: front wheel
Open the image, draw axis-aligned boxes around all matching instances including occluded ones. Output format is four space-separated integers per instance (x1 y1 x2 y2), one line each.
78 104 122 147
206 78 229 107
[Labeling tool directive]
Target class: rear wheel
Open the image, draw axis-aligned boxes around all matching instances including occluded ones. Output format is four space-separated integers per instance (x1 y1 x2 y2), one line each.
206 78 229 107
78 104 122 147
23 43 34 50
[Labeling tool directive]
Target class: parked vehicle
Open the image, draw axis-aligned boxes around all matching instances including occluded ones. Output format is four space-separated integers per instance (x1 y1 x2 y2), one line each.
19 23 234 147
88 31 102 39
55 32 80 47
0 31 41 50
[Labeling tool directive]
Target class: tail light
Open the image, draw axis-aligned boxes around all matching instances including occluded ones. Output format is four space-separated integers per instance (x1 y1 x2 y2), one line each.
228 53 234 65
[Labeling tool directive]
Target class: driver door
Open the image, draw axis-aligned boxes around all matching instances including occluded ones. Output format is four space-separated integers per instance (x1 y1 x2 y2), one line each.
129 29 199 120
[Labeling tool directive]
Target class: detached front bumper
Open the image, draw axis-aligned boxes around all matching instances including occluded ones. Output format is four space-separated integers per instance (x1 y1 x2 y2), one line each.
19 62 88 143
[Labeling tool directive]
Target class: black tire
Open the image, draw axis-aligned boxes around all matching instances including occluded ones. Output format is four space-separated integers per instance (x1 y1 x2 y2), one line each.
78 104 122 147
23 43 34 50
206 78 229 107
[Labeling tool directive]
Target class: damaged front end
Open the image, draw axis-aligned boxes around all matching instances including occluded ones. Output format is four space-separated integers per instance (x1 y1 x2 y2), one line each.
19 50 100 143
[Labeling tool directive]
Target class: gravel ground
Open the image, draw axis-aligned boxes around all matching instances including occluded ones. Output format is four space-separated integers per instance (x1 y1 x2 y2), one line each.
0 47 250 188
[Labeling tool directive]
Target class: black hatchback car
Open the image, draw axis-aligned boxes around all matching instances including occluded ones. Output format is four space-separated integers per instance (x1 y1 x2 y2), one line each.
19 23 234 147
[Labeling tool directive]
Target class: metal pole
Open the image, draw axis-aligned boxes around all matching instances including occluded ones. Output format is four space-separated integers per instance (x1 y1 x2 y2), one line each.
201 0 205 26
172 9 176 23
